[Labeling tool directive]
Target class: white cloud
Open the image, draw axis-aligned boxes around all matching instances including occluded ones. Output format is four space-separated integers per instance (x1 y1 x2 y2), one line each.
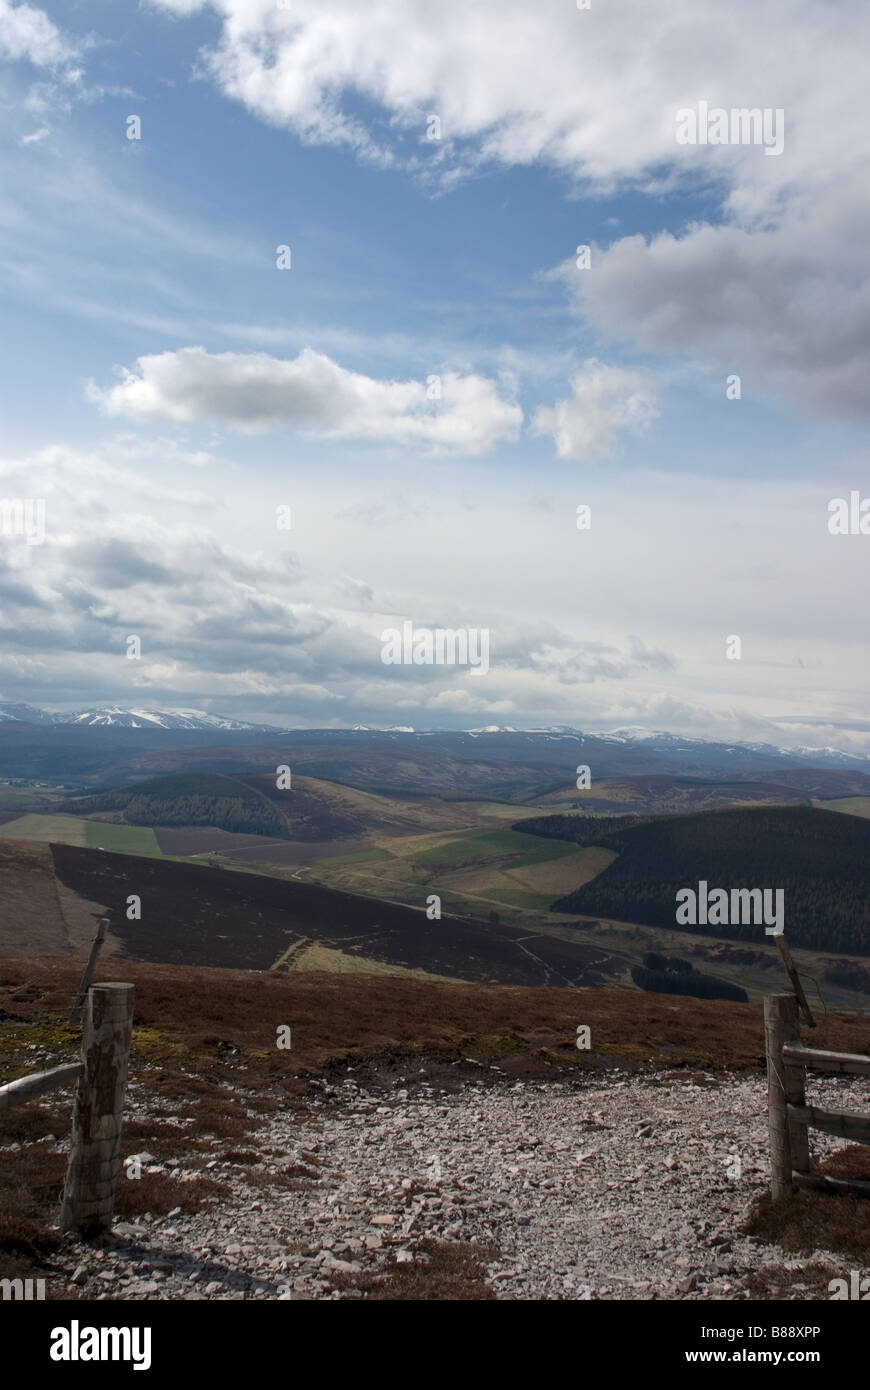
146 0 870 417
88 346 523 453
145 0 863 201
19 124 49 144
532 360 660 461
0 0 79 69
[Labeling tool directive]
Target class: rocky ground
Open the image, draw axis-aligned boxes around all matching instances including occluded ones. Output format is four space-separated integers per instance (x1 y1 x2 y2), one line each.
34 1062 870 1301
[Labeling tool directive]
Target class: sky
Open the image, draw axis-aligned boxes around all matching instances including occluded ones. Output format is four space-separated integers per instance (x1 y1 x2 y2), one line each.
0 0 869 748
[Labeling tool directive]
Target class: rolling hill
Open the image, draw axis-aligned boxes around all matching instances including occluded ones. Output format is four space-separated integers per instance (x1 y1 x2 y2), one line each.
54 770 548 852
45 843 625 987
523 805 870 955
62 773 291 839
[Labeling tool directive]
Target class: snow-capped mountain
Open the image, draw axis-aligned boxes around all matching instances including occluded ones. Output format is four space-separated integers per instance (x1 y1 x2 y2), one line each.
60 707 287 732
0 703 286 733
780 744 869 766
0 703 55 724
457 724 870 768
0 703 868 767
596 727 870 768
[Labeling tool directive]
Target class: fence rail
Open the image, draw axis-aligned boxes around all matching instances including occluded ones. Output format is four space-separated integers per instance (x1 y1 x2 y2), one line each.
0 982 134 1234
765 992 870 1199
782 1043 870 1078
0 1062 82 1111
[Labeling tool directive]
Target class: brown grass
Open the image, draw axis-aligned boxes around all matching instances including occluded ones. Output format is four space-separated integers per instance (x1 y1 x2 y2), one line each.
822 1144 870 1182
0 840 73 956
112 1171 224 1220
6 956 870 1082
327 1238 499 1300
741 1261 843 1300
0 1143 67 1288
744 1147 870 1262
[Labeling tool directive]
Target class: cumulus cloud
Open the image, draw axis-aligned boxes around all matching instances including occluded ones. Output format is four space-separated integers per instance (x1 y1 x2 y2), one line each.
145 1 853 193
87 346 522 452
565 214 870 419
532 360 660 461
145 0 870 417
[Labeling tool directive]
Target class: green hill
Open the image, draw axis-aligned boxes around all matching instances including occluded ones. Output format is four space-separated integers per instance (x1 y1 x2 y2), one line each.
521 806 870 955
64 772 290 839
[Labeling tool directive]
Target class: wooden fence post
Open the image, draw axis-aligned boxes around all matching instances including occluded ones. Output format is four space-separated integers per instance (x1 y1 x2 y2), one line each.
781 1002 810 1180
68 915 108 1027
765 993 800 1199
61 983 135 1236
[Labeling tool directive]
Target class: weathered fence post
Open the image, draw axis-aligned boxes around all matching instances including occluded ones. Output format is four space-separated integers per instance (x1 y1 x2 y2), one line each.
765 992 800 1199
781 1004 810 1181
61 982 135 1236
68 914 109 1027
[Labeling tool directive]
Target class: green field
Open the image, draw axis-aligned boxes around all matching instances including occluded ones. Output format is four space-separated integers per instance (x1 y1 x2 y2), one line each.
0 812 163 858
84 821 163 857
0 789 44 808
412 828 581 872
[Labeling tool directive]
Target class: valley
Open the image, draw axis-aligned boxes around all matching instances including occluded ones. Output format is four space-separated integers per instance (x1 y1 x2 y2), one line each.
1 757 869 1012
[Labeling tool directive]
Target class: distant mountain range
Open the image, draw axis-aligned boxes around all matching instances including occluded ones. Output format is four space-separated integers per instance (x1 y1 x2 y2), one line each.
0 704 285 733
465 725 870 768
0 703 867 768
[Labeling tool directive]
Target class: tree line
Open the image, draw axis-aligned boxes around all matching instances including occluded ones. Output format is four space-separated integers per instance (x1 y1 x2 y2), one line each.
66 773 290 839
520 806 870 956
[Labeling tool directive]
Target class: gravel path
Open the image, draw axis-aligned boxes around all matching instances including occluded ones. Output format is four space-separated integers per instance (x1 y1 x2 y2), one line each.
48 1065 870 1301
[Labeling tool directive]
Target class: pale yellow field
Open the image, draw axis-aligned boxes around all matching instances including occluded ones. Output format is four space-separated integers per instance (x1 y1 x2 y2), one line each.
437 864 517 895
270 936 455 981
504 845 617 893
816 797 870 819
433 846 616 899
454 802 548 823
374 829 467 858
0 813 87 845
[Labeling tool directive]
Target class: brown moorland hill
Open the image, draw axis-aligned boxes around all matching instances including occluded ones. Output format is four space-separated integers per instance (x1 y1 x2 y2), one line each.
47 843 624 986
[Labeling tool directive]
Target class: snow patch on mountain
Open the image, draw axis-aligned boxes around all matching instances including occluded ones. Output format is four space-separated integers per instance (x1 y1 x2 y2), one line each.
0 704 287 732
60 707 286 732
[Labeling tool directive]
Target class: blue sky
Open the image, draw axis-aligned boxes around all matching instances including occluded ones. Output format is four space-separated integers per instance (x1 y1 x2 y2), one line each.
1 0 869 749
